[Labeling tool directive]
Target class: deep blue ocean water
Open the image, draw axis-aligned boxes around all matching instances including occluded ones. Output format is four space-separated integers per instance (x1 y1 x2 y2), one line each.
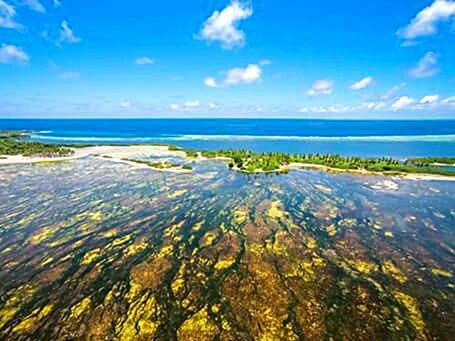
1 119 454 159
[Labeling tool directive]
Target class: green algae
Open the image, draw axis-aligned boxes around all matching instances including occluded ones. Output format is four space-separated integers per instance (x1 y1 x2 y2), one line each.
0 157 453 340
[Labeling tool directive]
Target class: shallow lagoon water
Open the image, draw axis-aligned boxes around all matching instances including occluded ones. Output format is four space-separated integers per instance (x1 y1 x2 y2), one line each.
2 119 455 158
0 157 454 340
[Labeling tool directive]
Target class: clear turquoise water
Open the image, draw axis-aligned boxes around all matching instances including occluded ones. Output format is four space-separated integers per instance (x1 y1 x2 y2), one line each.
1 120 454 339
1 119 454 158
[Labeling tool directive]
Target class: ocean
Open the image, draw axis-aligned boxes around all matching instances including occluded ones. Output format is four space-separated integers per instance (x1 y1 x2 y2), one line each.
1 118 455 339
1 119 454 159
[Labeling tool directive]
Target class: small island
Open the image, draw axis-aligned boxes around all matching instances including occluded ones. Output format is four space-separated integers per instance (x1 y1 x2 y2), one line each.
186 148 455 177
122 159 193 171
405 157 455 166
1 131 454 178
0 136 74 157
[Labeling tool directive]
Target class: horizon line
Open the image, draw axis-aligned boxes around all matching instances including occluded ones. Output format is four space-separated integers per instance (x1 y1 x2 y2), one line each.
1 117 455 121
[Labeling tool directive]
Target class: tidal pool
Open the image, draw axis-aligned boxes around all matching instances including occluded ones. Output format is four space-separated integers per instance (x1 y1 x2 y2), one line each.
0 157 454 340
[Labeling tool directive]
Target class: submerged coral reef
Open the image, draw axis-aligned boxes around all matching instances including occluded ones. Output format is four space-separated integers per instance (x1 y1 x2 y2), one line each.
0 157 454 340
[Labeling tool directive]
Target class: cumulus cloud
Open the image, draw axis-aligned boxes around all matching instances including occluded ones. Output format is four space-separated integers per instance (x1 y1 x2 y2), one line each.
300 105 347 114
0 0 21 29
391 96 415 111
307 80 333 96
225 63 262 85
170 100 204 111
198 0 253 49
183 100 200 108
299 101 386 114
381 82 407 100
350 76 373 90
135 57 155 65
0 43 29 63
120 100 131 108
409 52 439 78
298 95 451 115
58 20 81 45
398 0 455 40
59 71 80 80
442 96 455 105
206 61 268 87
420 94 440 104
362 101 386 110
204 76 218 88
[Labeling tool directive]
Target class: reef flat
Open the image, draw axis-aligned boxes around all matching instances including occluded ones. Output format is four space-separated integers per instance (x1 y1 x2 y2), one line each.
0 153 454 340
1 133 455 179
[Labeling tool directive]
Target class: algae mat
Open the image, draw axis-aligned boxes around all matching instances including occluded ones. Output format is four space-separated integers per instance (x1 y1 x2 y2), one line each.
0 157 454 340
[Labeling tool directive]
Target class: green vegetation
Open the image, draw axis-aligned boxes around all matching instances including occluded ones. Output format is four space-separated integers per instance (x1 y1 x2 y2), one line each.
178 148 199 158
194 149 455 176
0 130 30 139
405 157 455 166
123 159 193 170
0 128 451 177
167 144 183 151
0 138 73 157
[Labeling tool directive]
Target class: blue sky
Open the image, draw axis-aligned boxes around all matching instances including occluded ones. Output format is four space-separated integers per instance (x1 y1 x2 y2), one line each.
0 0 455 118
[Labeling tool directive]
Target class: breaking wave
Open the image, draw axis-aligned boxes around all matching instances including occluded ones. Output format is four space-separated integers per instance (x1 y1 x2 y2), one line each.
29 133 455 143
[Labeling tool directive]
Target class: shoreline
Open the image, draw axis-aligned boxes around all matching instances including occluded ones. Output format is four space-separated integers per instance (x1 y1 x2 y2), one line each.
431 162 455 166
0 145 192 173
1 144 455 181
288 162 455 182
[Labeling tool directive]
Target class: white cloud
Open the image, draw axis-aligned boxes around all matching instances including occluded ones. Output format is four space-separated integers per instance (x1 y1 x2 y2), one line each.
0 43 29 64
400 40 420 47
0 0 21 29
300 106 322 113
350 76 373 90
170 103 180 111
409 51 439 78
207 61 267 87
442 96 455 105
382 82 407 99
208 103 219 109
398 0 455 40
299 96 454 115
327 105 350 113
59 20 81 44
53 0 61 7
225 63 262 85
259 59 272 66
298 93 455 116
120 100 131 108
198 0 253 49
300 101 386 114
183 100 200 108
420 94 440 104
59 71 80 80
391 96 415 111
20 0 45 13
300 105 343 114
362 101 386 110
135 57 155 65
204 76 218 88
307 80 333 96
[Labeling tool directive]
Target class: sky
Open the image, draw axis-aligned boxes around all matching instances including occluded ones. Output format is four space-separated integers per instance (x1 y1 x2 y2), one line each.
0 0 455 118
